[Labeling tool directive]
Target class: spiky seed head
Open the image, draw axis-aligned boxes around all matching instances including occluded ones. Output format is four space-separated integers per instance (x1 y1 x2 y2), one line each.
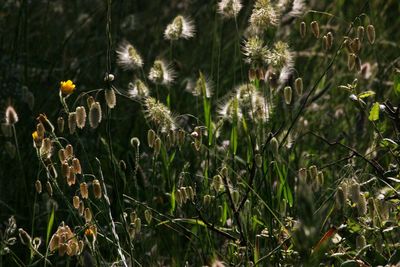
84 208 92 223
143 97 176 132
148 60 175 85
68 112 77 134
366 24 375 44
164 15 195 40
295 77 303 95
270 137 279 156
217 0 242 18
243 36 269 67
75 106 86 129
357 26 364 41
73 196 80 209
269 41 293 69
46 181 53 197
348 53 356 71
128 79 149 99
249 0 279 34
5 106 18 125
89 102 102 129
92 179 102 199
35 180 42 194
300 21 306 38
186 72 213 98
57 117 64 133
310 21 320 38
284 86 292 104
80 182 88 199
105 89 116 109
116 42 143 70
326 31 333 49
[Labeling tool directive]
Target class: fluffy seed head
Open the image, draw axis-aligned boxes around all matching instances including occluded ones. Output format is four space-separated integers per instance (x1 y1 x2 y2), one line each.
89 102 102 129
75 106 86 129
105 89 116 109
164 15 195 40
217 0 242 18
249 0 279 34
268 41 293 70
5 106 18 125
116 42 143 70
243 36 269 67
148 60 175 85
186 72 213 98
143 97 176 132
128 79 149 99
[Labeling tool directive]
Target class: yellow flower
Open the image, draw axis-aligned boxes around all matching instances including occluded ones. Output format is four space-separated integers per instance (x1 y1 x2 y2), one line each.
32 131 39 141
60 80 76 95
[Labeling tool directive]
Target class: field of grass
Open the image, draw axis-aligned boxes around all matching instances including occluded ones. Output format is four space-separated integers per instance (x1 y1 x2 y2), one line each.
1 0 400 266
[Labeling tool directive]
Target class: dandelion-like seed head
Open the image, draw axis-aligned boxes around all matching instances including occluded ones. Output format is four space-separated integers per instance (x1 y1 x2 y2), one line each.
128 79 149 99
217 0 242 18
5 106 18 125
164 15 195 41
249 0 279 34
148 60 175 85
268 41 293 70
116 42 143 70
60 80 76 95
243 36 269 67
218 96 242 122
144 97 176 132
186 73 213 98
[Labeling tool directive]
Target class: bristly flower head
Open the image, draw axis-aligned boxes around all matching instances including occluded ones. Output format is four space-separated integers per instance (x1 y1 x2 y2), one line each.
217 0 242 18
128 79 150 99
243 36 269 67
143 97 176 132
268 41 293 69
186 72 213 98
148 60 176 85
116 41 143 70
277 0 306 19
249 0 279 34
60 80 76 95
164 15 195 41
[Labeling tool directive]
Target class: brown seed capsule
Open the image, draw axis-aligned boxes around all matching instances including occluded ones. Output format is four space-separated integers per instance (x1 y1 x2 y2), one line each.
257 68 265 81
284 86 292 105
147 129 156 148
65 144 74 159
298 168 307 181
79 201 84 216
67 166 76 186
87 96 95 109
326 31 333 49
35 180 42 194
300 21 306 38
37 122 45 140
255 153 262 168
84 208 92 222
344 37 353 53
75 106 87 129
348 53 356 71
366 24 375 44
58 149 66 162
80 182 89 199
18 228 32 245
357 26 365 41
73 196 80 209
310 21 320 38
351 38 361 53
61 162 70 178
323 35 328 51
40 138 53 158
89 102 102 129
92 179 102 199
57 117 64 133
46 181 53 197
72 158 82 174
295 77 303 95
309 165 318 180
68 112 77 134
248 68 256 81
154 137 161 156
105 89 116 109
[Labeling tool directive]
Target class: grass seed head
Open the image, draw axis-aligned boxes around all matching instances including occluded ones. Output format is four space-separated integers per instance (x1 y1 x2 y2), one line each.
128 79 149 99
35 180 42 194
148 60 176 85
218 0 242 18
367 24 375 44
80 182 88 199
73 196 80 209
68 112 77 134
5 106 18 125
164 15 195 40
116 42 143 70
75 106 87 129
93 179 102 199
89 102 102 129
57 117 64 133
310 21 320 38
105 89 116 109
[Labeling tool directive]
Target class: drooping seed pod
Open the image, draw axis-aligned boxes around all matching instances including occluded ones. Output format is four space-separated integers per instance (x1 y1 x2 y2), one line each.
18 228 32 246
356 235 366 250
181 187 188 203
326 31 333 50
73 196 80 209
270 137 279 156
350 182 360 203
80 182 89 199
130 211 137 223
105 89 116 109
79 201 84 216
87 96 95 109
357 193 367 216
46 181 53 197
221 166 228 178
248 68 256 82
298 168 307 181
72 158 82 174
154 137 161 156
310 21 320 38
300 21 306 38
84 208 92 222
58 149 66 162
61 162 70 178
147 129 156 148
75 106 86 129
317 171 324 186
134 218 141 234
355 56 362 72
57 117 64 133
284 86 292 105
336 186 346 209
35 180 42 194
295 78 303 95
351 38 361 54
366 24 375 44
322 35 328 51
255 153 262 168
68 112 77 134
357 26 365 42
129 223 136 239
40 138 53 158
67 166 76 186
5 106 18 125
348 53 356 71
309 165 318 180
213 175 222 192
203 194 212 206
144 210 152 224
89 102 102 129
176 189 183 206
92 179 102 199
37 122 45 140
257 68 265 81
187 186 195 201
232 190 240 205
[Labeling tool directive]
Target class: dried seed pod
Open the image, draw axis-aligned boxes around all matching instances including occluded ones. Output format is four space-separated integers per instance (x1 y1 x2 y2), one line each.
357 26 365 41
92 179 102 199
295 77 303 95
61 161 70 178
300 21 306 38
89 102 102 129
176 189 183 206
65 144 73 158
187 186 195 201
46 181 53 197
336 186 346 209
357 193 367 216
284 86 292 105
213 175 222 192
248 68 256 81
73 196 80 209
35 180 42 194
79 201 84 216
57 117 64 133
309 165 318 180
67 166 76 186
87 96 95 109
105 89 116 109
68 112 77 134
72 158 82 174
80 182 89 199
40 138 53 158
326 31 333 50
298 168 307 181
350 182 360 203
37 122 45 140
366 24 375 44
84 208 92 222
58 149 66 162
147 129 156 148
317 171 324 186
130 211 137 223
322 35 328 51
348 53 356 71
351 38 361 53
75 106 87 129
203 194 212 206
154 137 161 156
257 68 265 80
310 21 320 38
144 209 152 224
134 218 141 234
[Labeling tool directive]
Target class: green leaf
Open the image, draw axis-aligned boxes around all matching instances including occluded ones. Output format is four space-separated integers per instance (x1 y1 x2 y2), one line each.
46 207 55 245
357 90 375 99
368 102 380 121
